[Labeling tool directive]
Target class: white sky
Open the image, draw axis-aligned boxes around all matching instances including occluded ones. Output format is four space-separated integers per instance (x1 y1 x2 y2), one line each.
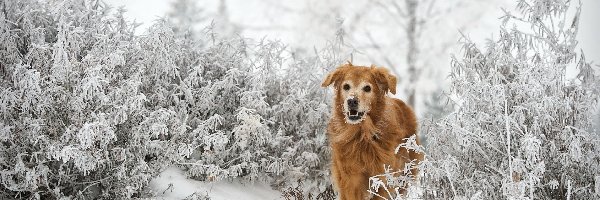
105 0 600 65
576 0 600 65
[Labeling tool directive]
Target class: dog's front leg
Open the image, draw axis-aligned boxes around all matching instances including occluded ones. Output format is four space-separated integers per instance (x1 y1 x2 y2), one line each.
331 161 342 194
337 173 368 200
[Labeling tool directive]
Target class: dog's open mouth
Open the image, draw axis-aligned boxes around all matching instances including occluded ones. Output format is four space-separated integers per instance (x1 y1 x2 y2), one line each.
347 109 365 121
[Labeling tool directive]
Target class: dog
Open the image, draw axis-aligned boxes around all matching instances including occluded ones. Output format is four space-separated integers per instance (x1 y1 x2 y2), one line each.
321 63 423 199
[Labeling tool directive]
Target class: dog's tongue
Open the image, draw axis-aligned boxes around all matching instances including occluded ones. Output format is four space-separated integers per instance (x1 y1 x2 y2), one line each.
350 110 358 116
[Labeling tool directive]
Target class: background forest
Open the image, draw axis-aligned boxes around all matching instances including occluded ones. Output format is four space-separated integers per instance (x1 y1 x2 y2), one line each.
0 0 599 199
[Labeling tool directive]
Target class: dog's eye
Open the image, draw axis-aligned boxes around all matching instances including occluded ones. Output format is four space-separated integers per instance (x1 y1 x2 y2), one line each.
363 85 371 92
343 84 350 91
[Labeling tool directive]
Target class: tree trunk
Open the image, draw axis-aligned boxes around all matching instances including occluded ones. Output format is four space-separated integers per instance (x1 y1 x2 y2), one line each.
406 0 418 110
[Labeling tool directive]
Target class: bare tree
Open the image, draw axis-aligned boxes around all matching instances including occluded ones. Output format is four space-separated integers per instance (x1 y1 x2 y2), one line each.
167 0 205 34
252 0 496 115
364 0 491 112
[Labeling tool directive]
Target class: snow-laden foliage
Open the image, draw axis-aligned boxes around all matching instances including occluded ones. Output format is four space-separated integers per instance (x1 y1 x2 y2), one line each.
179 36 342 194
421 0 600 199
367 134 424 199
0 0 348 198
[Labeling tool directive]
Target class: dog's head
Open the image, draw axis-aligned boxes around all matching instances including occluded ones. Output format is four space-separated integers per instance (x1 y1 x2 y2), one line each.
322 63 397 124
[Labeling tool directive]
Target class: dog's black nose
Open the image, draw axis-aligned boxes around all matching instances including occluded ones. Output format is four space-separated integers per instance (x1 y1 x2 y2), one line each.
347 98 359 109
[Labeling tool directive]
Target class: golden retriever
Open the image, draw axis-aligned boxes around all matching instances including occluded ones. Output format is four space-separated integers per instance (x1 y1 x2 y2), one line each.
321 63 423 199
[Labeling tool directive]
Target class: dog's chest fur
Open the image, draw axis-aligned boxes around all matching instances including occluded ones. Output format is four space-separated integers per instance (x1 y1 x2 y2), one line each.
328 108 401 174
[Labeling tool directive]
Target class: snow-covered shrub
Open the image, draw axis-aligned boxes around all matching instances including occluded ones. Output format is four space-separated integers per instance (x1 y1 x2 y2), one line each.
366 134 424 199
421 0 600 199
1 0 350 198
0 0 199 198
180 31 350 195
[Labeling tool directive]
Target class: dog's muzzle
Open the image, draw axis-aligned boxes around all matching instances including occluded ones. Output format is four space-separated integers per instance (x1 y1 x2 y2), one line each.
346 98 365 121
347 110 365 121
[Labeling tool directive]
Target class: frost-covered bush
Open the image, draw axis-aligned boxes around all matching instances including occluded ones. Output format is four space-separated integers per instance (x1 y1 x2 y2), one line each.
422 0 600 199
179 36 341 194
367 135 424 199
0 0 347 198
0 0 197 198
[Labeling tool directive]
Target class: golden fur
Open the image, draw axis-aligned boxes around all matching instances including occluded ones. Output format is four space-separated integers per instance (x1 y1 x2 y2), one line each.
322 63 423 199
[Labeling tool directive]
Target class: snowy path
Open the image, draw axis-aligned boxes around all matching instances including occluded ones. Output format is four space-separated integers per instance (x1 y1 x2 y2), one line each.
149 167 281 200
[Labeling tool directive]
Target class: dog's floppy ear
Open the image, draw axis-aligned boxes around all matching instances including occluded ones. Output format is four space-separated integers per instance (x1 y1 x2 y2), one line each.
371 66 397 94
321 65 349 87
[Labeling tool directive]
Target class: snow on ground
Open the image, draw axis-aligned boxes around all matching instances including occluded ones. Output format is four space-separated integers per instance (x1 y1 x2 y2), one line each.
149 167 425 199
148 167 281 200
